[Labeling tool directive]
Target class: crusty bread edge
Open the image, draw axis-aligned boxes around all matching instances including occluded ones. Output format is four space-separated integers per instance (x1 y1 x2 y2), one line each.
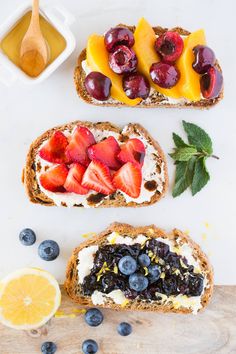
74 25 223 108
64 222 214 314
22 121 168 207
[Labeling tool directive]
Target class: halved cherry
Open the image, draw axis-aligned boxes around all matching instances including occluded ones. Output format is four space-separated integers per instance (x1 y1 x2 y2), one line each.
39 164 68 192
200 66 223 99
113 162 142 198
39 131 69 164
117 138 145 166
154 31 184 63
82 160 116 195
65 126 96 166
87 136 121 170
64 163 89 195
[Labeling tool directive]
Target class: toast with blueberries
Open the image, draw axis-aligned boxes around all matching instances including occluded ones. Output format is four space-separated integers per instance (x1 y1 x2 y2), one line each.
75 18 223 108
22 121 168 208
65 223 213 314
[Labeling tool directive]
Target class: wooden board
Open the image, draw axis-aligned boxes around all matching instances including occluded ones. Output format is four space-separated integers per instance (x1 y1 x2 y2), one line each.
0 286 236 354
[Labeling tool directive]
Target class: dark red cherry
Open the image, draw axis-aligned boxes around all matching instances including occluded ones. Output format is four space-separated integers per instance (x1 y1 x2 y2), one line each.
123 72 150 99
84 72 111 101
200 66 223 99
154 31 184 63
109 45 137 74
150 62 180 88
192 45 216 74
104 27 135 52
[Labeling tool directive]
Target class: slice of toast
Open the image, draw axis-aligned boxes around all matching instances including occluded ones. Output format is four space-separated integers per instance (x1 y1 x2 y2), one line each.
22 121 168 208
65 223 213 314
74 25 223 108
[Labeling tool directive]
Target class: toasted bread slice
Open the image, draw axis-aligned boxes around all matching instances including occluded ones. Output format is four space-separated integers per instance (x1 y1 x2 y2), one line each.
22 121 168 207
75 25 223 108
65 223 213 314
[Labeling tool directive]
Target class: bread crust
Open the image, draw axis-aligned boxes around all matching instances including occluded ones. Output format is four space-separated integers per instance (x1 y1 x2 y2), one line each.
23 121 168 207
64 222 214 314
74 25 223 108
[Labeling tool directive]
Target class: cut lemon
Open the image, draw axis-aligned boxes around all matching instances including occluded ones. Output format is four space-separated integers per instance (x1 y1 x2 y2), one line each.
0 268 61 330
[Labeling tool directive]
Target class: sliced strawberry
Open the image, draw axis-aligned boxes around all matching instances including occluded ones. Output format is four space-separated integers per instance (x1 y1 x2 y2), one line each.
39 131 69 164
113 162 142 198
117 138 145 166
64 163 89 195
40 164 68 192
65 126 96 166
87 136 121 170
82 160 116 195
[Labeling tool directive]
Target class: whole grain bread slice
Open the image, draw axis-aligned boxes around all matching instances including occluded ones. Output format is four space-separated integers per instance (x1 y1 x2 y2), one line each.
65 222 213 314
74 25 223 108
22 121 168 207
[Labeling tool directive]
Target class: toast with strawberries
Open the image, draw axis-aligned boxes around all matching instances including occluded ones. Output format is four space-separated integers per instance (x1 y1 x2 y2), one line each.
22 121 168 208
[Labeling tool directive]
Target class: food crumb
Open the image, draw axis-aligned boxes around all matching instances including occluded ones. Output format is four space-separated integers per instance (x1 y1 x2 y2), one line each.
82 232 97 239
202 233 207 241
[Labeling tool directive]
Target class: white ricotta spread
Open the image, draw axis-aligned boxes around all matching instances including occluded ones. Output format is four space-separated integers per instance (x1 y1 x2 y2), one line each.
107 232 147 245
77 233 208 313
35 125 165 207
77 245 98 283
91 289 127 305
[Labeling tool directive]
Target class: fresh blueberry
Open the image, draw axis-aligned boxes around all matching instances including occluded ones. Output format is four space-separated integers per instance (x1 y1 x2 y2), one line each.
118 255 137 275
138 254 151 267
85 308 103 327
129 273 148 292
41 341 57 354
19 228 36 246
148 264 161 284
38 240 60 261
117 322 132 336
82 339 98 354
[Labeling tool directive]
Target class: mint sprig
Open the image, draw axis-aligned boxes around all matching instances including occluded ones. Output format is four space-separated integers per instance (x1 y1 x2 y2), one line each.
170 121 219 197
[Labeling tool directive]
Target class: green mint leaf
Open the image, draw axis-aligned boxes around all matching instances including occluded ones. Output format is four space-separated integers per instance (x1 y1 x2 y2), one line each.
191 157 210 196
172 133 189 148
172 157 196 197
182 120 213 155
169 146 197 161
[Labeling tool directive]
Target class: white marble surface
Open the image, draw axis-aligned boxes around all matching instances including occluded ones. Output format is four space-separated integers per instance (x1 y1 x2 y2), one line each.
0 0 235 284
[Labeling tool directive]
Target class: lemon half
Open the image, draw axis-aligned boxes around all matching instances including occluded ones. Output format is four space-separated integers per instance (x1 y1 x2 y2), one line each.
0 268 61 330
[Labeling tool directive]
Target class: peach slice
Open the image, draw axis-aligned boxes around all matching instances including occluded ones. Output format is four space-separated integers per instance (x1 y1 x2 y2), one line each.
176 29 206 101
86 34 141 106
133 17 181 99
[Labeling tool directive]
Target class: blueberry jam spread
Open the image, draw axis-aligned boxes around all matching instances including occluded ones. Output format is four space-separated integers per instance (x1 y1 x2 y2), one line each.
81 238 205 301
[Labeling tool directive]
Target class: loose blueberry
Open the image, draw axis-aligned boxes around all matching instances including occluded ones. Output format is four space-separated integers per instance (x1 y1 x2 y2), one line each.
85 308 103 327
148 264 161 284
192 45 216 74
138 254 151 267
155 31 184 63
129 273 148 292
123 72 150 99
85 72 111 101
41 341 57 354
104 27 134 52
118 255 137 275
150 62 180 88
109 45 137 74
82 339 98 354
117 322 132 336
38 240 60 261
19 228 36 246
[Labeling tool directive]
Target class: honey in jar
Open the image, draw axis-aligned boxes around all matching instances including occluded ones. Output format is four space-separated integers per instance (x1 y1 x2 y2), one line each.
1 11 66 77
